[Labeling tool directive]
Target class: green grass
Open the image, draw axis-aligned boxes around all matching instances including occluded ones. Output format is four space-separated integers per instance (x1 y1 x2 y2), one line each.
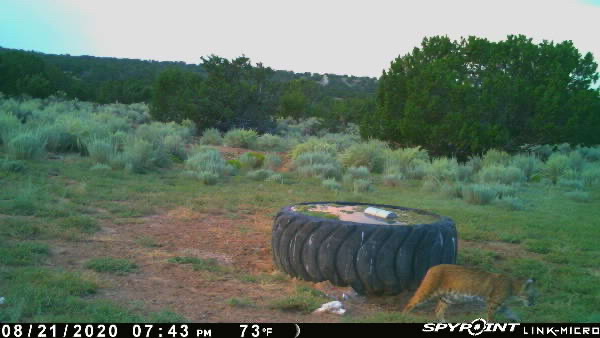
564 190 591 203
0 267 186 322
0 159 26 173
457 247 501 271
0 267 97 322
0 182 48 216
58 215 100 233
136 236 162 248
270 285 329 313
0 241 51 266
498 232 523 244
238 272 290 284
85 258 138 275
0 217 47 239
524 239 554 254
226 297 256 308
494 196 525 211
168 256 229 273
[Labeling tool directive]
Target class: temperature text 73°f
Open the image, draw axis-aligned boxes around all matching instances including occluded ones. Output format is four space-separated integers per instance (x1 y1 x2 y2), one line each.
240 325 273 337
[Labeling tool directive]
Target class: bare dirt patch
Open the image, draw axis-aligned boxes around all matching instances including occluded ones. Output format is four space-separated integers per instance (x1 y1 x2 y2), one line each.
214 146 253 160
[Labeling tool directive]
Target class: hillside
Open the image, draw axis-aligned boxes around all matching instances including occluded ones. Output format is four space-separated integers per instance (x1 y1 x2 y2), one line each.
0 47 377 103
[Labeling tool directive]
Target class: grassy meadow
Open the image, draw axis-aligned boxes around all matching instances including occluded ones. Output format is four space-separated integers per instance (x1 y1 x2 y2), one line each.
1 96 599 322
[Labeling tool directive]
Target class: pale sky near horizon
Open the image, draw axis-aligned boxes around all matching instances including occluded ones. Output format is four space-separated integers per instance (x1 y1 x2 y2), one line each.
1 0 599 78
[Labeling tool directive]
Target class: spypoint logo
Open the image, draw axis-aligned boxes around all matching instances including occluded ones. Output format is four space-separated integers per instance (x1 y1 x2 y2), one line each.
469 319 488 336
422 318 520 336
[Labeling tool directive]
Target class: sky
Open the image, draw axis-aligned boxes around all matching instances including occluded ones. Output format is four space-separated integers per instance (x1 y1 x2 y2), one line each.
0 0 599 77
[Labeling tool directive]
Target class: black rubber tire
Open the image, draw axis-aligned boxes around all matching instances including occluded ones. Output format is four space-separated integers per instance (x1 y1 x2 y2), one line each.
272 202 457 295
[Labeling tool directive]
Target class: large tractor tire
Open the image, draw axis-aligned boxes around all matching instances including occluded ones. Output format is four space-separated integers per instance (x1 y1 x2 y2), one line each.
272 202 457 295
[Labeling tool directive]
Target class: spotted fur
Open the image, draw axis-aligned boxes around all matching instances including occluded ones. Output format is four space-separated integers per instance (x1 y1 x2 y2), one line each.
403 264 536 321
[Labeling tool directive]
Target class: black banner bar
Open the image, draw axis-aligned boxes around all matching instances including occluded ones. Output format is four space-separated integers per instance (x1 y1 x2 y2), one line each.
0 323 598 338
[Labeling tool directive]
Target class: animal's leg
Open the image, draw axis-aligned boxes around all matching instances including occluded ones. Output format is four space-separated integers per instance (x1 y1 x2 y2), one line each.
403 268 443 316
487 301 502 322
435 299 450 322
403 299 418 314
403 288 435 314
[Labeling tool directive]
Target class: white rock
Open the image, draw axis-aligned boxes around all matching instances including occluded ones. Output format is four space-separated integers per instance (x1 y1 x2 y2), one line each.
331 308 346 315
0 297 5 305
313 301 345 315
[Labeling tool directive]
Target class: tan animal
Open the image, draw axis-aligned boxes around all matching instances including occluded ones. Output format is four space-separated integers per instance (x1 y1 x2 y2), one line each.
403 264 536 321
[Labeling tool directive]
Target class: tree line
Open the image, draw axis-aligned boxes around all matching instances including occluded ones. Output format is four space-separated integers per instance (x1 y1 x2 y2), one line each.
0 47 204 103
362 35 600 158
150 55 376 131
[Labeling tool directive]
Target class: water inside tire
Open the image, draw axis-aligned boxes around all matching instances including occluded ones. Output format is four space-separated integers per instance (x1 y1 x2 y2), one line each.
292 203 439 225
